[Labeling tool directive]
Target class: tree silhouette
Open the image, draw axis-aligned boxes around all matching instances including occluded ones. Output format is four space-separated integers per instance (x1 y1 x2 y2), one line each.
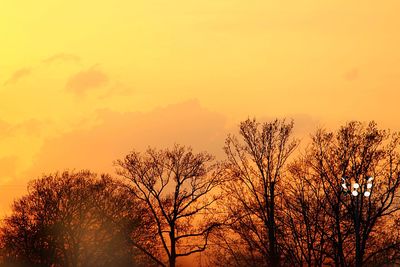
210 120 400 267
0 170 154 267
212 118 298 266
283 121 400 266
116 144 223 267
280 157 329 266
1 120 400 267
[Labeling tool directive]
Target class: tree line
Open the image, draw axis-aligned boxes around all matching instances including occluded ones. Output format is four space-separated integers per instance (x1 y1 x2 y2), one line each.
1 119 399 267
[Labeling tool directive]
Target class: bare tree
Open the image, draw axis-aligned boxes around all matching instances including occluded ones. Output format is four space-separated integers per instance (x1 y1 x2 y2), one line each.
116 144 223 267
280 157 329 267
216 118 298 266
292 121 400 266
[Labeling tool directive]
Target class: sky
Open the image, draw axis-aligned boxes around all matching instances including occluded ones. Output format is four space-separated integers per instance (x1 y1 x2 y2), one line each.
1 0 400 216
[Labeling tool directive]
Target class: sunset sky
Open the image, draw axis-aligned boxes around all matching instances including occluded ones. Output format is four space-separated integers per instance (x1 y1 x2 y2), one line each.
1 0 400 215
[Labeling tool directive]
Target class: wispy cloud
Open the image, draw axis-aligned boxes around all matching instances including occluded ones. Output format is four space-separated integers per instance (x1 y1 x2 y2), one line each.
3 53 80 86
344 68 359 81
99 82 134 99
0 120 11 136
3 68 31 86
0 119 44 138
42 53 81 64
0 156 18 179
26 100 228 176
66 66 108 95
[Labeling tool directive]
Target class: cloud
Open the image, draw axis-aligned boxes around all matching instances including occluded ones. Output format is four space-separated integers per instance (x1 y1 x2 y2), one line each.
344 68 359 81
0 179 27 216
0 119 44 138
42 53 81 64
4 104 321 216
0 121 11 138
2 53 80 87
0 156 22 215
26 100 228 177
0 156 18 179
26 104 322 179
0 120 11 135
66 66 108 95
0 155 26 215
3 68 31 85
0 100 227 216
99 82 134 99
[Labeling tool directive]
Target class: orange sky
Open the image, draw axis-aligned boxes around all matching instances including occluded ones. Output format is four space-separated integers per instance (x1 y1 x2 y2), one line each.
1 0 400 216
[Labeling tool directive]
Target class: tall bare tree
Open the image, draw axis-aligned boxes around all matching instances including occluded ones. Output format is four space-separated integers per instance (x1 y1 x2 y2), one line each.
217 118 298 266
116 144 223 267
290 121 400 266
280 157 329 267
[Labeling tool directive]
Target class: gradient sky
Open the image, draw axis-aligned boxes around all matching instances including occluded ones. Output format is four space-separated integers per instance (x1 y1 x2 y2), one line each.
1 0 400 215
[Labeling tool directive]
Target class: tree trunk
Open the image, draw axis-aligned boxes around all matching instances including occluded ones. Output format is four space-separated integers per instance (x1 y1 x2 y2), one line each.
334 203 346 267
169 257 176 267
355 199 362 267
170 227 176 267
268 182 279 267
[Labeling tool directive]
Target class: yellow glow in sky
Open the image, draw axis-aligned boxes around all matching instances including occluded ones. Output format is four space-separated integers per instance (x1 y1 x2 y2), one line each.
1 0 400 214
